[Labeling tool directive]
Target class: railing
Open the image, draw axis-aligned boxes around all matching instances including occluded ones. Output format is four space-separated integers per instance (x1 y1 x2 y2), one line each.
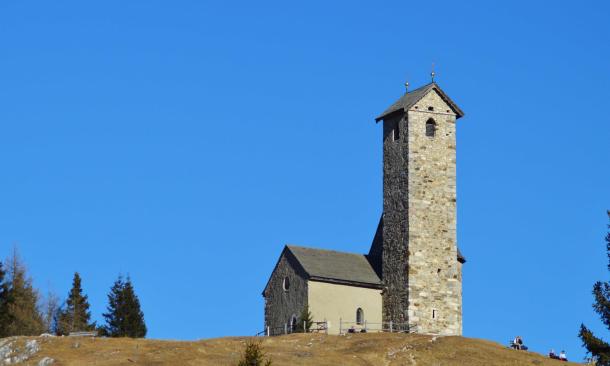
338 320 418 335
310 321 328 333
258 319 417 336
257 320 329 336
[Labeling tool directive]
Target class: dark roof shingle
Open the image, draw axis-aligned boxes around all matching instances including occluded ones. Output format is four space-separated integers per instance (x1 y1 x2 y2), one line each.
375 82 464 121
286 245 382 287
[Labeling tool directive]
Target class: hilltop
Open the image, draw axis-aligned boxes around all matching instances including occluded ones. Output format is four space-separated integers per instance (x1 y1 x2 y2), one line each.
0 333 581 365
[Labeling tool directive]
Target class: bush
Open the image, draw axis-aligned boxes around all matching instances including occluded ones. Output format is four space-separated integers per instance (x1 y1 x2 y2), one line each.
237 340 272 366
296 305 313 333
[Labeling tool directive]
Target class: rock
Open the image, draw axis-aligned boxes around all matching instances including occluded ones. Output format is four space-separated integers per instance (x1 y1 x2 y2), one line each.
0 339 14 361
0 339 40 365
25 340 40 354
38 357 54 366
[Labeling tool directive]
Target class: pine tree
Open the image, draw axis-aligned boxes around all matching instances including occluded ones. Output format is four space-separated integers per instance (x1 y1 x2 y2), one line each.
0 261 9 337
121 277 146 338
102 275 124 337
102 275 147 338
579 211 610 365
57 272 95 335
237 341 272 366
297 304 313 333
3 249 44 336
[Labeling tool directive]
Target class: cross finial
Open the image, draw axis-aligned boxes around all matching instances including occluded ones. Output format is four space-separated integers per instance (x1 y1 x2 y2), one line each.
404 81 409 93
431 63 436 83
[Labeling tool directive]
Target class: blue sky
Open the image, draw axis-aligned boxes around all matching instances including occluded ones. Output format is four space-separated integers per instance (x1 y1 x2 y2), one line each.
1 0 609 361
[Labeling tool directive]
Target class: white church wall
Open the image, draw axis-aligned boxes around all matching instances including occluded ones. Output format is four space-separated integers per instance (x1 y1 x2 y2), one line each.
307 280 382 335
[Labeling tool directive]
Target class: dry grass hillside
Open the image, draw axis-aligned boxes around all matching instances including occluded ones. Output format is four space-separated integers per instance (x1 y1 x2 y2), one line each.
0 333 583 366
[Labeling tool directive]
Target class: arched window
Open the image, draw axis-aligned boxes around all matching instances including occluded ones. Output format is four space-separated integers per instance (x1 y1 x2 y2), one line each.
356 308 364 325
283 276 290 291
426 119 436 137
290 314 298 332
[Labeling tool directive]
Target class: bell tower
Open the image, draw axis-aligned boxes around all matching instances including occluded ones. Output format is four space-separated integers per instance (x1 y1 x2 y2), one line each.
368 81 466 335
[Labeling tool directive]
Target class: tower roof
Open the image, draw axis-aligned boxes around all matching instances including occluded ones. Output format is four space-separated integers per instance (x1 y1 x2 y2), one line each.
375 82 464 122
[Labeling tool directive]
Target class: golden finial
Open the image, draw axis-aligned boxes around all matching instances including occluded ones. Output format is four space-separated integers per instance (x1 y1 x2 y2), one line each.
404 81 409 93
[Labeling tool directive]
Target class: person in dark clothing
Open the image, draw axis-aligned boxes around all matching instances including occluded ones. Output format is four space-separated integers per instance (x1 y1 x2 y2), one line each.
512 336 528 351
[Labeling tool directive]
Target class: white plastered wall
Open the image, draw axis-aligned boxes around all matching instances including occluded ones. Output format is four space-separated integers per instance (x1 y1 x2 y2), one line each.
307 280 382 335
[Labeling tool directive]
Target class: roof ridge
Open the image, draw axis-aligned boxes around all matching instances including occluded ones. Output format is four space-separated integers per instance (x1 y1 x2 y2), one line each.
407 82 435 94
375 82 463 121
286 244 366 257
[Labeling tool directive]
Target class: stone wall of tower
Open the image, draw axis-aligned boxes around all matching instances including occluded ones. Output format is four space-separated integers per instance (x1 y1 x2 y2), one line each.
381 112 410 325
405 90 461 335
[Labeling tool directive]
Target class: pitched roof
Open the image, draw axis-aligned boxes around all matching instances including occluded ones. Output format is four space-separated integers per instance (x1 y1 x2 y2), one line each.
375 82 465 122
263 243 465 295
286 245 382 288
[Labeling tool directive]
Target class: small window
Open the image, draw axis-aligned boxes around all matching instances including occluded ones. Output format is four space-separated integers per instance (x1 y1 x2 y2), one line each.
426 119 436 137
428 106 434 111
283 277 290 291
290 315 298 331
356 308 364 325
394 122 400 141
432 309 437 319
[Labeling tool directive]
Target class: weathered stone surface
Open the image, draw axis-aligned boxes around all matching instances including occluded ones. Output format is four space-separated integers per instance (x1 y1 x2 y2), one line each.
0 338 40 365
263 251 308 335
379 88 463 335
381 112 411 327
38 357 55 366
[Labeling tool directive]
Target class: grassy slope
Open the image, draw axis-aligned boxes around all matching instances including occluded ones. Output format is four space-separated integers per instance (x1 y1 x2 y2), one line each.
14 333 581 366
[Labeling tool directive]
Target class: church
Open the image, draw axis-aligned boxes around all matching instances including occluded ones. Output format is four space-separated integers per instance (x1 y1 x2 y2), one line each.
263 80 466 336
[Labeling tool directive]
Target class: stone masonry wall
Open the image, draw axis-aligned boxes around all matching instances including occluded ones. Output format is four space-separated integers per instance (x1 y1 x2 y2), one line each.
405 90 461 335
263 252 308 335
381 112 410 325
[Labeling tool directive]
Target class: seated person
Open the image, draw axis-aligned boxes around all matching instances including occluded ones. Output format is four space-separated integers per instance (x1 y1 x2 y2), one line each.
559 350 567 361
549 349 559 359
517 336 528 351
512 337 520 350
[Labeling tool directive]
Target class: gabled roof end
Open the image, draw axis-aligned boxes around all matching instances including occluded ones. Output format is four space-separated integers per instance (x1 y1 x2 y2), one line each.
375 82 464 122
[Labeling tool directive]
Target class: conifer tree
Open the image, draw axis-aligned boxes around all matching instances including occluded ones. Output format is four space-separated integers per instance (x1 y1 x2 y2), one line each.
102 275 147 338
0 261 9 337
579 211 610 365
102 275 124 337
3 249 44 336
237 341 272 366
57 272 95 335
297 304 313 333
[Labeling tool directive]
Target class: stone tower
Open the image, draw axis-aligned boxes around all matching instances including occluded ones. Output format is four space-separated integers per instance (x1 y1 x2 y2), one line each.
368 82 465 335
